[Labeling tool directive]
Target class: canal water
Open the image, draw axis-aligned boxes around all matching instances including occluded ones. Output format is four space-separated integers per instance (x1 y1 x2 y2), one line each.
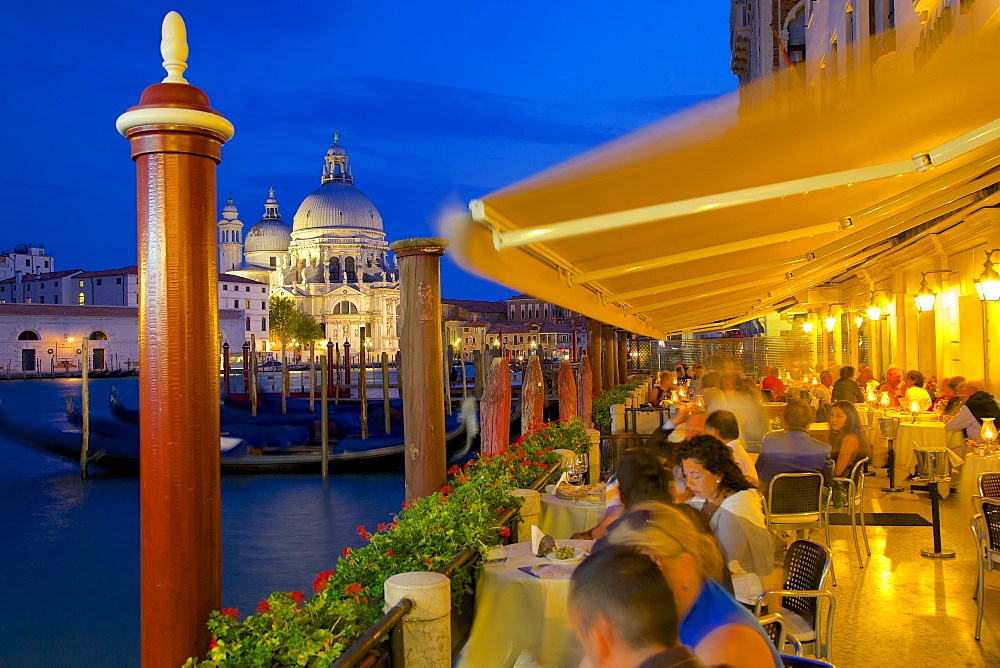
0 377 405 667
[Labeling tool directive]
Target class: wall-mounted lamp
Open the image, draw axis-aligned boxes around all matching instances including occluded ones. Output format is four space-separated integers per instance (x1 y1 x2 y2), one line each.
854 315 864 329
913 270 951 312
823 303 843 332
801 313 814 334
865 290 891 321
974 249 1000 302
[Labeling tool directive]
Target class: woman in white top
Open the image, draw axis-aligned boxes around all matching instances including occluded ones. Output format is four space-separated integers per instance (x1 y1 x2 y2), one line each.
903 369 932 411
678 435 780 606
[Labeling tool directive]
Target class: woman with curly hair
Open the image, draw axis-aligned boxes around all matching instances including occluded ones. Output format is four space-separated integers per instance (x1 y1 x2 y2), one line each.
677 434 779 607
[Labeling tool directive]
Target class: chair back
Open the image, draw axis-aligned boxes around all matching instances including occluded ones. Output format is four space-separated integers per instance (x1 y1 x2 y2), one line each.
761 389 775 402
979 497 1000 552
979 472 1000 500
848 457 869 506
779 656 834 667
768 472 824 516
783 539 832 628
756 613 786 652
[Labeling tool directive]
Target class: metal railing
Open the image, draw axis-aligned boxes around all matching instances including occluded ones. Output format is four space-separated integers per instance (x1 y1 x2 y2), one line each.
629 335 814 380
332 461 562 667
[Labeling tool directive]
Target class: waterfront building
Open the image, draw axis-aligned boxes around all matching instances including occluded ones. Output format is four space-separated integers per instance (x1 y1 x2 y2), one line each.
0 303 245 374
220 135 401 358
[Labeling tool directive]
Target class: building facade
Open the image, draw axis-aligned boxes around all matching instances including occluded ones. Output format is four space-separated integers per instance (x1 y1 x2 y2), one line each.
0 244 54 280
221 135 401 358
0 304 245 374
731 0 1000 385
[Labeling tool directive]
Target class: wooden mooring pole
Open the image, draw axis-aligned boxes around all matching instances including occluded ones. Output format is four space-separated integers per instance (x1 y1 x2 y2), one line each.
481 356 511 456
80 337 90 479
521 355 544 434
389 238 449 502
117 12 231 664
321 354 329 478
382 352 391 435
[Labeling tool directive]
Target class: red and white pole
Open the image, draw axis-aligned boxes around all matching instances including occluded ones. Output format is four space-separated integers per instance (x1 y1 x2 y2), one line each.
117 12 233 666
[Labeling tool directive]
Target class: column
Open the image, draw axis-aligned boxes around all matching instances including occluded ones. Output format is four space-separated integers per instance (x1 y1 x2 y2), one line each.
602 325 615 390
389 238 449 501
116 12 232 666
586 318 603 394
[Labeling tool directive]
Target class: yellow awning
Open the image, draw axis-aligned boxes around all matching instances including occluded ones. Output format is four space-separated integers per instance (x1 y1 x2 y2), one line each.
444 26 1000 338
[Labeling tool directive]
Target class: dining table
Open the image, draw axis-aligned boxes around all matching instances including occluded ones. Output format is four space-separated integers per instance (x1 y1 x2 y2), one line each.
538 494 607 539
894 421 966 498
457 539 592 668
958 454 1000 507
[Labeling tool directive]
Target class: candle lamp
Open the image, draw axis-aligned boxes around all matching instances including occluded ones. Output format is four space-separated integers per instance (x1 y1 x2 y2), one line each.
982 417 998 456
693 395 705 410
880 392 890 409
910 399 920 423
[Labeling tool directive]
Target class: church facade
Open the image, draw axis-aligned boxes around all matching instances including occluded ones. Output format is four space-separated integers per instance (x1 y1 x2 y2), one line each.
220 135 401 358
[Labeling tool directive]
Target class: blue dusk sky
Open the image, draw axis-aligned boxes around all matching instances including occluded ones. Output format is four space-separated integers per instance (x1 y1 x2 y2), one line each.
2 1 737 301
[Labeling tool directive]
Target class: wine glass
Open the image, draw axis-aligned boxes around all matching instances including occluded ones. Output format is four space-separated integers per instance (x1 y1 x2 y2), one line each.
575 453 589 484
565 458 582 485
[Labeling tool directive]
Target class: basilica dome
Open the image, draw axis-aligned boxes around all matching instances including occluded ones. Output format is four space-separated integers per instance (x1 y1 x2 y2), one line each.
292 134 384 234
244 188 292 253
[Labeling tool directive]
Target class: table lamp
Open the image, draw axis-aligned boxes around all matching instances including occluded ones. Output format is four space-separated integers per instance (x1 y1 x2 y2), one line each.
909 399 920 424
982 417 998 456
880 392 890 409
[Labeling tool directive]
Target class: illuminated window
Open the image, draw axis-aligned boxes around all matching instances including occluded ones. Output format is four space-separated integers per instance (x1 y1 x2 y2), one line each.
78 280 84 287
78 292 85 305
245 300 250 309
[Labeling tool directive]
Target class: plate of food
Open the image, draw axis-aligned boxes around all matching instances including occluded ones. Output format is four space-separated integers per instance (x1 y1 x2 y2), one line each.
555 484 590 501
545 545 588 563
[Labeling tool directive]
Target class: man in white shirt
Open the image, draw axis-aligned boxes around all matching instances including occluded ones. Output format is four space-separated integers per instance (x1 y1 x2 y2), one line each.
701 371 729 412
705 409 759 485
946 380 1000 441
813 370 833 406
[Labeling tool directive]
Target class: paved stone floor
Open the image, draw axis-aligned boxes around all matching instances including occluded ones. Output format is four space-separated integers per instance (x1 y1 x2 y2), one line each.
817 472 998 667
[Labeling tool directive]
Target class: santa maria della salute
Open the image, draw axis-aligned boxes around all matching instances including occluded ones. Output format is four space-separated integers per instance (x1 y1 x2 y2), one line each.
219 133 401 357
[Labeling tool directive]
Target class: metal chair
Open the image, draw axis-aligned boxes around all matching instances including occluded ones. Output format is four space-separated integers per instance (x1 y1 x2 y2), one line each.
755 539 836 662
832 457 871 567
979 471 1000 499
765 472 835 585
756 612 802 657
779 656 834 667
972 497 1000 641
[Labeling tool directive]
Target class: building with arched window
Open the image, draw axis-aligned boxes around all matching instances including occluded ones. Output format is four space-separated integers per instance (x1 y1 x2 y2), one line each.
221 134 400 356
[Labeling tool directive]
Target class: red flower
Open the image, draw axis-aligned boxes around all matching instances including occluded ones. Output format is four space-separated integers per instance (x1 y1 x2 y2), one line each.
376 523 389 532
439 485 451 495
210 637 218 650
401 501 408 509
458 475 469 483
357 525 371 540
499 526 511 537
343 547 353 558
288 591 305 604
256 600 271 613
387 549 394 557
220 608 240 619
424 558 433 565
497 507 506 514
344 583 364 596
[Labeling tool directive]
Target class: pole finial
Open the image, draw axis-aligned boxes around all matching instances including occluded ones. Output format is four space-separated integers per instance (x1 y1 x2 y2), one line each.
160 11 189 84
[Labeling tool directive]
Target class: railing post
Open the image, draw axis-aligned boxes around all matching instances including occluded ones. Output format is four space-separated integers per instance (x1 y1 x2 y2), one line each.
506 489 540 543
383 572 451 668
586 429 601 484
222 341 231 397
117 11 232 665
481 356 511 456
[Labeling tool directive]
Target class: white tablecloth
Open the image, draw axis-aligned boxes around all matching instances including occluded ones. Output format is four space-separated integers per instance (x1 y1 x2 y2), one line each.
539 494 607 539
458 540 592 668
959 455 1000 508
894 422 965 498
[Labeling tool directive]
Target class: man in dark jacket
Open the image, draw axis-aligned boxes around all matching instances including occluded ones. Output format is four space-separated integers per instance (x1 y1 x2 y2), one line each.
756 400 833 489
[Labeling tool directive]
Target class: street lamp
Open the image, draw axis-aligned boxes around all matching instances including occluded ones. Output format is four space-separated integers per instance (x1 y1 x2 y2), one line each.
913 270 951 312
974 249 1000 302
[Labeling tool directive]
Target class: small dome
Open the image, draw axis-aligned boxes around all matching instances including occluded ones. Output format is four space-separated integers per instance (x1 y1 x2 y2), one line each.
245 188 291 252
245 219 291 252
327 144 347 157
293 183 383 232
221 196 239 220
